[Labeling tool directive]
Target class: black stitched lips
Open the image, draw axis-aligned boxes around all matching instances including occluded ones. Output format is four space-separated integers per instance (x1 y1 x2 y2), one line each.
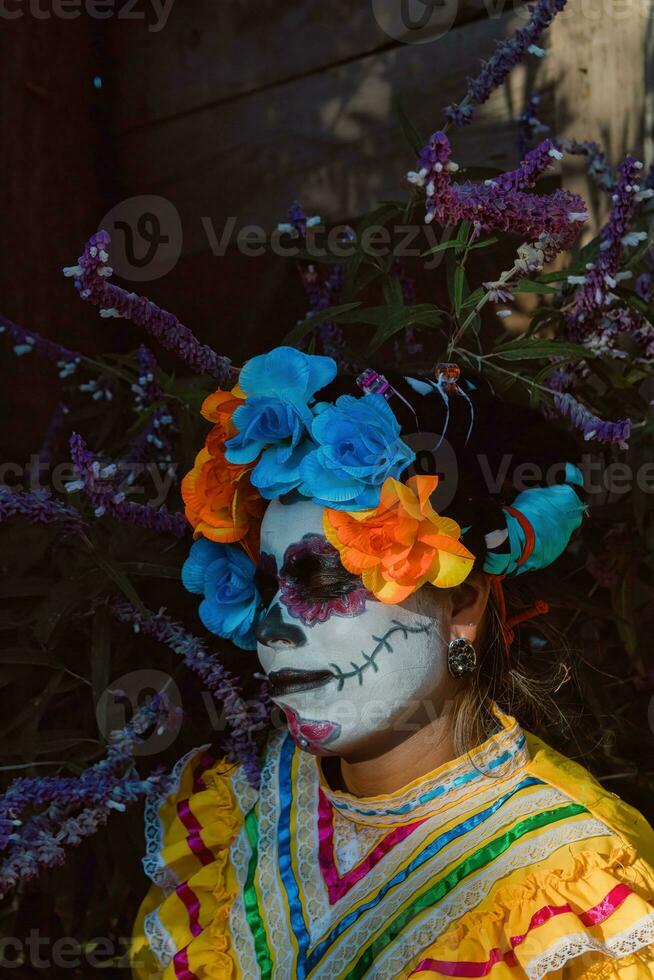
267 669 334 696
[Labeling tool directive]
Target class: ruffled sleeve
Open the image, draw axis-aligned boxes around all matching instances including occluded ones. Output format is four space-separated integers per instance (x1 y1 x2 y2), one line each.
130 746 251 979
409 845 654 979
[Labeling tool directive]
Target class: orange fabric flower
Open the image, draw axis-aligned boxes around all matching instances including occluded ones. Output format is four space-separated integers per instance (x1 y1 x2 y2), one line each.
181 387 264 561
323 475 475 603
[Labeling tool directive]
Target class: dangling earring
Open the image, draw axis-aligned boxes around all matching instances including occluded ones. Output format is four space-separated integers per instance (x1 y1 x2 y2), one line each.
447 637 477 678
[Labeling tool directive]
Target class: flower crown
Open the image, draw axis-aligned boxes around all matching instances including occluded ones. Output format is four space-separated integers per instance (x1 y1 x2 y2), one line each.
181 346 586 649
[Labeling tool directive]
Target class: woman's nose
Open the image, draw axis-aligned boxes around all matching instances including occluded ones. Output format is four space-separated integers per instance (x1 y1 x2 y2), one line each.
256 603 307 648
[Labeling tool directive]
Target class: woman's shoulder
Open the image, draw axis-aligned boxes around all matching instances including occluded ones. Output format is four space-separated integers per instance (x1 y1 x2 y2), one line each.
410 729 654 979
523 729 654 864
130 743 260 979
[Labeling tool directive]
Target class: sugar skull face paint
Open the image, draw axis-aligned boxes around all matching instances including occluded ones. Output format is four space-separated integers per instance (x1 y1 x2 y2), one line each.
256 499 453 759
257 533 372 626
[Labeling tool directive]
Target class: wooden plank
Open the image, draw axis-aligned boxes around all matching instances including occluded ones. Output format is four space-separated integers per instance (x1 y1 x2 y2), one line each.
547 0 654 230
0 16 109 457
112 0 523 131
117 8 551 257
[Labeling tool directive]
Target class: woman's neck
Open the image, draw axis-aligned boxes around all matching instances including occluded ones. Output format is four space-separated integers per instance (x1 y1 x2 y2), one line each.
337 711 457 798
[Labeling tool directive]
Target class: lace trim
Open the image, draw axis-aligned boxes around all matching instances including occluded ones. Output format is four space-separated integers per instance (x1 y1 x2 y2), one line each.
370 818 610 980
141 745 210 894
321 723 529 824
142 907 177 969
526 910 654 980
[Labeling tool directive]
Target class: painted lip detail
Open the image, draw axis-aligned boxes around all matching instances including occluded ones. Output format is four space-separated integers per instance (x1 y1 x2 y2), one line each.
268 668 334 696
282 705 342 747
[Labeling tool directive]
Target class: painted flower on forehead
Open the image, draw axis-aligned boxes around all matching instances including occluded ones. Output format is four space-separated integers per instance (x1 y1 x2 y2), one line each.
182 538 263 650
323 475 475 603
299 394 415 510
225 347 337 498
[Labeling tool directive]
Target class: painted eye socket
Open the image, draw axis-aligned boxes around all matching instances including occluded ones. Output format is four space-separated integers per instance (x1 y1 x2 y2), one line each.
281 535 360 598
278 534 371 625
254 552 279 608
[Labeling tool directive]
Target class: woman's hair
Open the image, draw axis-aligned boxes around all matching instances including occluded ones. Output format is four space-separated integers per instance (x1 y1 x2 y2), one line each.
450 577 575 756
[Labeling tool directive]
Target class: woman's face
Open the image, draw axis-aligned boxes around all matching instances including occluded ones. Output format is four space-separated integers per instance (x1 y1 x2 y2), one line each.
256 499 456 759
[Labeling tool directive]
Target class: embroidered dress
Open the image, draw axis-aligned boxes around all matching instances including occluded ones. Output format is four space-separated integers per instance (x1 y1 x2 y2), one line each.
131 708 654 979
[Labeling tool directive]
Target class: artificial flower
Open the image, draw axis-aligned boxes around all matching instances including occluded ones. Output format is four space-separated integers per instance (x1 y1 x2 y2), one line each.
182 387 264 558
323 475 475 603
182 538 262 650
299 394 415 509
181 445 264 559
225 347 336 497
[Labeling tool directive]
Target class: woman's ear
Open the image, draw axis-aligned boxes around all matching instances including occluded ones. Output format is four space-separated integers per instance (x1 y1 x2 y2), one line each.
449 572 491 645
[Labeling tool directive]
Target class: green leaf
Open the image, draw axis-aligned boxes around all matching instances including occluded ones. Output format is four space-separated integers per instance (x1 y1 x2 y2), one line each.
393 96 424 156
382 274 404 308
366 305 442 354
91 604 112 708
282 302 361 345
513 279 559 295
93 554 145 612
120 562 181 579
453 265 466 316
421 235 462 258
488 339 592 362
32 570 106 646
523 306 565 338
455 221 472 255
469 237 499 251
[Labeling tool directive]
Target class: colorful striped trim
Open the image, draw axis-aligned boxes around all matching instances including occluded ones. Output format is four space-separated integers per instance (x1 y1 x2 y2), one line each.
243 808 274 978
411 883 635 976
327 733 527 820
345 801 588 979
318 788 425 904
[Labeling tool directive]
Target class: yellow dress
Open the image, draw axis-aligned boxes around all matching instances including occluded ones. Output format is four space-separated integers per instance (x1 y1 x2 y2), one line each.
131 707 654 979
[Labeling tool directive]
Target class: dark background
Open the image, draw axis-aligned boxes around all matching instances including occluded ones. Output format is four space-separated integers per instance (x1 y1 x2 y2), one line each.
1 1 653 975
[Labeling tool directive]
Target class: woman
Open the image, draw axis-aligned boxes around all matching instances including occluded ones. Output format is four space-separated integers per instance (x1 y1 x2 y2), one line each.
131 347 654 978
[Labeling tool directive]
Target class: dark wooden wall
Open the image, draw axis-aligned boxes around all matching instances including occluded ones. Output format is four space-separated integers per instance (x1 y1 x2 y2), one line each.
2 1 652 456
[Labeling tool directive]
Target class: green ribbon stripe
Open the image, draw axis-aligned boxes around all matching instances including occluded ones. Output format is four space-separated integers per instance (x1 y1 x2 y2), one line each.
346 802 589 979
243 808 273 979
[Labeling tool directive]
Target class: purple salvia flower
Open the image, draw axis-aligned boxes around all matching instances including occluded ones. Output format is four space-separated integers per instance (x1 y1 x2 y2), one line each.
282 204 355 362
554 392 631 448
110 600 269 786
445 0 567 125
0 313 81 377
37 402 69 466
559 138 616 191
517 92 549 158
635 273 653 302
566 155 644 337
0 486 86 537
133 345 164 407
0 695 176 896
68 433 187 537
491 139 562 194
410 132 586 253
64 232 232 384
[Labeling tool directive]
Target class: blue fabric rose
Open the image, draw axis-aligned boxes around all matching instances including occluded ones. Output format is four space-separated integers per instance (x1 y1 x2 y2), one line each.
182 538 262 650
299 393 416 509
225 346 337 499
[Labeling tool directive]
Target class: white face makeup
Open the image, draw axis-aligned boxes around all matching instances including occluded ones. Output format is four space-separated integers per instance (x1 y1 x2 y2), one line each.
256 499 454 759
